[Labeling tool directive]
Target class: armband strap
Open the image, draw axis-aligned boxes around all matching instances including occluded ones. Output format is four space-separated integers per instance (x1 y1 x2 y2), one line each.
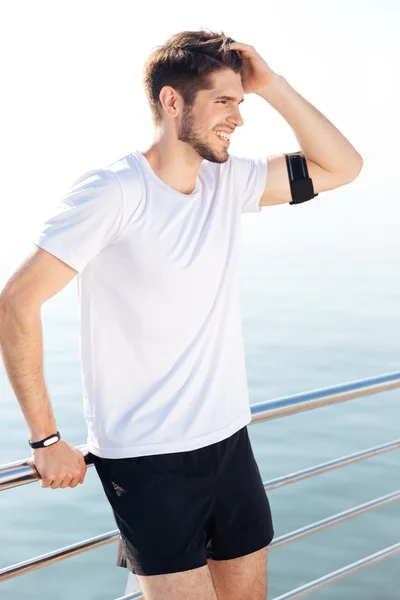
29 431 61 449
285 152 319 204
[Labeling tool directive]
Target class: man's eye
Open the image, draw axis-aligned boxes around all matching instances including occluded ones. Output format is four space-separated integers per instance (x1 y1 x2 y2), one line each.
217 100 227 104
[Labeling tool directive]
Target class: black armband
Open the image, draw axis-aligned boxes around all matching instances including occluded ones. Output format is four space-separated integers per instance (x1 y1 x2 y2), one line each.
285 152 319 204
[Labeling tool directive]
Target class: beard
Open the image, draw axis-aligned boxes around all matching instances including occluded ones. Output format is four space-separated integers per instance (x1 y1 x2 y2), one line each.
177 105 229 164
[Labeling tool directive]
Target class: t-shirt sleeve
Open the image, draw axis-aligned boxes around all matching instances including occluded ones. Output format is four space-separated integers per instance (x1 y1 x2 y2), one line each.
229 155 268 214
33 168 124 273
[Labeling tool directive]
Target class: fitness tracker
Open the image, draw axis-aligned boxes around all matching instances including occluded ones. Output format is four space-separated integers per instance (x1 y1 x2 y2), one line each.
29 431 61 449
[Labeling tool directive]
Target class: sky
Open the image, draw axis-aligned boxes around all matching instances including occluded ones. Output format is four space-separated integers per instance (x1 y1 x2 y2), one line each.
0 0 399 260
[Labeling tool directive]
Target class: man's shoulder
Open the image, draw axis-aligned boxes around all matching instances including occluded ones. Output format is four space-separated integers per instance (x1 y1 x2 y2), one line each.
107 150 141 178
104 151 145 223
105 151 145 193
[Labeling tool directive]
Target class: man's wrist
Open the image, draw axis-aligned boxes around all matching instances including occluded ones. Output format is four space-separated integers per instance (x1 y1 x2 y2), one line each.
255 73 285 100
29 426 58 444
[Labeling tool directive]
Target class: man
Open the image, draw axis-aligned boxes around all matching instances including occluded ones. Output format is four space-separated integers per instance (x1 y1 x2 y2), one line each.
0 30 362 600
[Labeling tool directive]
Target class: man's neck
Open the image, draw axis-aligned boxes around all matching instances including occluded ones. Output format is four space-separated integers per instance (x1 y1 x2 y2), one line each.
142 140 203 196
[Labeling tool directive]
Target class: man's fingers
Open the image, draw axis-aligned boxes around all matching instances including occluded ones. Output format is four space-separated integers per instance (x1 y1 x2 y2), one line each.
69 477 81 488
227 42 254 55
50 478 67 489
41 474 84 489
40 477 61 489
58 478 73 489
40 476 55 488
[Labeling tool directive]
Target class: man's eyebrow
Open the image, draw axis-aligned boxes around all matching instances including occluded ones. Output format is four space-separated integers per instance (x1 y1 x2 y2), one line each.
214 95 245 104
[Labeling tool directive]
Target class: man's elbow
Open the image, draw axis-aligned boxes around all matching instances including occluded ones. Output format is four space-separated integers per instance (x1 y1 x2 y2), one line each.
345 154 364 182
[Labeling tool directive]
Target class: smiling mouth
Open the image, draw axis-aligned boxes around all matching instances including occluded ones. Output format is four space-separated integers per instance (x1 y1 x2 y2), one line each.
214 131 231 145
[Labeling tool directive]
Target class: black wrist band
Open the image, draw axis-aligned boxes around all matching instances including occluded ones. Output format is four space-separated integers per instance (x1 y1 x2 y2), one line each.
29 431 61 449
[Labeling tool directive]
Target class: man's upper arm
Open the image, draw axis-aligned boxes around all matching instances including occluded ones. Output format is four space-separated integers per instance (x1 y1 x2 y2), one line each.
0 245 78 310
259 154 362 207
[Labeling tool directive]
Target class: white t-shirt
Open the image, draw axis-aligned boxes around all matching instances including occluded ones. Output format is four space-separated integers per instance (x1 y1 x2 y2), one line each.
33 150 267 458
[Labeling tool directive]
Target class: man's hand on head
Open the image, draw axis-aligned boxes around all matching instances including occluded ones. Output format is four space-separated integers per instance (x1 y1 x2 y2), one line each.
227 42 280 95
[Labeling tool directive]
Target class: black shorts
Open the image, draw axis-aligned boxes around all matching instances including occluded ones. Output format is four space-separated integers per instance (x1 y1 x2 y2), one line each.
89 426 274 576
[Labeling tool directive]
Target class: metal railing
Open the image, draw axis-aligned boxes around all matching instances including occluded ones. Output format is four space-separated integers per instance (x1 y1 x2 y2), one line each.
0 371 399 599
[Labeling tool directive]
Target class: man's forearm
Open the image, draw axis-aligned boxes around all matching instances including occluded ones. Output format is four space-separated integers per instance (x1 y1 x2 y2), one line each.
258 75 363 177
0 302 58 442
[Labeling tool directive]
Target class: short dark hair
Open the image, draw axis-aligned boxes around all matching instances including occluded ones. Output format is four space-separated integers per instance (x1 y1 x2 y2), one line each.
143 29 243 126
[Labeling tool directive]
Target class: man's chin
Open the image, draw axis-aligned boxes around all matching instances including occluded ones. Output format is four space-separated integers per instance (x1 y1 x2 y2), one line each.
215 153 229 164
187 139 230 164
213 152 230 164
202 149 230 164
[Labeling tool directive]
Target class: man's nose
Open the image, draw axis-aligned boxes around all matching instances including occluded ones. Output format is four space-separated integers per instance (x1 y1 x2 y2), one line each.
228 107 244 128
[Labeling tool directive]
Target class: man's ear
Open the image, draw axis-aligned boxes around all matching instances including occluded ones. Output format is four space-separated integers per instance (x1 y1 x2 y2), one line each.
159 86 182 120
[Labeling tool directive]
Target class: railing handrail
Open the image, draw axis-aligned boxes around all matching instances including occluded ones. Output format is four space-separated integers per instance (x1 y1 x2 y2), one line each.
265 438 400 490
250 370 400 422
1 370 399 492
